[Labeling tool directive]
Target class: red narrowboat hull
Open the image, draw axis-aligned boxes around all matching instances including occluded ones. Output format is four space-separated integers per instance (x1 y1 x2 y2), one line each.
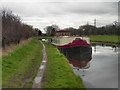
57 39 92 69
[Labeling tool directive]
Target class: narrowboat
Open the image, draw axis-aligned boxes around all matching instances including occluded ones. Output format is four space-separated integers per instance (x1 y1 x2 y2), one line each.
52 30 92 69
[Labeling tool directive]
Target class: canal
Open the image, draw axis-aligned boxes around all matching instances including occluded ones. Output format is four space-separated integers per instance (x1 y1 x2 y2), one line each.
73 44 119 88
42 39 119 88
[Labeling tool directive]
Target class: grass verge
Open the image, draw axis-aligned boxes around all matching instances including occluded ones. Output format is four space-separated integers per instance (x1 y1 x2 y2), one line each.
2 39 43 88
42 42 85 88
38 36 53 39
89 35 120 43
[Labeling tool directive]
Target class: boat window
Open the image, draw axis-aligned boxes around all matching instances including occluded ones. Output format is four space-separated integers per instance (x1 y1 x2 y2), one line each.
69 33 71 36
67 32 70 35
63 33 65 35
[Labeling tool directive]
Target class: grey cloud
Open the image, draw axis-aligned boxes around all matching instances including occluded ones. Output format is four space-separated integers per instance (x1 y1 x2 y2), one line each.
0 1 118 32
61 2 118 15
1 2 117 16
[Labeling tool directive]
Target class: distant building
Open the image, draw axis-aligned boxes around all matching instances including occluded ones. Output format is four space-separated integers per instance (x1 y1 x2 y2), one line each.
34 28 39 36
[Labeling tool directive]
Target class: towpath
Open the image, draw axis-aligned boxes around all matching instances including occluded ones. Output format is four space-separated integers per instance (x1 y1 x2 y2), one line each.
32 41 48 88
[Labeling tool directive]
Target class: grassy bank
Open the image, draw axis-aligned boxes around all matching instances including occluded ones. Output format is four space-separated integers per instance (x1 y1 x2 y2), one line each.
89 35 119 43
2 39 43 88
42 42 85 88
39 36 53 39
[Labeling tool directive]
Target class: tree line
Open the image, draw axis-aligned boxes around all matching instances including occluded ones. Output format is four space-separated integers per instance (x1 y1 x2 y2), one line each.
63 23 119 36
45 22 119 36
2 9 42 47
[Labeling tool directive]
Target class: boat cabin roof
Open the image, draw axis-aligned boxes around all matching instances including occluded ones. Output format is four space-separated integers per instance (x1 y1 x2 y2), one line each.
55 30 71 37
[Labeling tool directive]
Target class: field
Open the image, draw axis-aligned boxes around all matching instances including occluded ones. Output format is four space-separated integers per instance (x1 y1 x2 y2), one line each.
42 42 85 88
2 39 43 88
89 35 120 43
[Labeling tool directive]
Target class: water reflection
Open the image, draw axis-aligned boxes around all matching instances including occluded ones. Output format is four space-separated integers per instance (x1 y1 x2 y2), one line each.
41 39 52 44
73 44 119 88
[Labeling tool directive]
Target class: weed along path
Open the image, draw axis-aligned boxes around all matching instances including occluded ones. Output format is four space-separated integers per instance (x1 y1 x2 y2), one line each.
32 41 48 88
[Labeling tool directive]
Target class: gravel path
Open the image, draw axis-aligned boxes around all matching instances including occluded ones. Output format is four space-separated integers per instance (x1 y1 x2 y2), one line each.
32 41 48 88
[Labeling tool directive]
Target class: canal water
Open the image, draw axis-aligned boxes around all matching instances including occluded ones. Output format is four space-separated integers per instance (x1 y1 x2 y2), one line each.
73 44 119 88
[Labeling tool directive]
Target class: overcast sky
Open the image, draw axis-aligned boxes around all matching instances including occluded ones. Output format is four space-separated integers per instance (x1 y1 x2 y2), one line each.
0 0 119 33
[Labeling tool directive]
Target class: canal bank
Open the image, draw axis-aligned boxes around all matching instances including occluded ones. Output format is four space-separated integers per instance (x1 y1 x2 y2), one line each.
41 41 85 88
2 39 43 88
90 35 120 46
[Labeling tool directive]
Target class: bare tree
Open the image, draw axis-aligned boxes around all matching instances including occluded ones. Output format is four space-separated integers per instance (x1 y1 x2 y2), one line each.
2 9 34 47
